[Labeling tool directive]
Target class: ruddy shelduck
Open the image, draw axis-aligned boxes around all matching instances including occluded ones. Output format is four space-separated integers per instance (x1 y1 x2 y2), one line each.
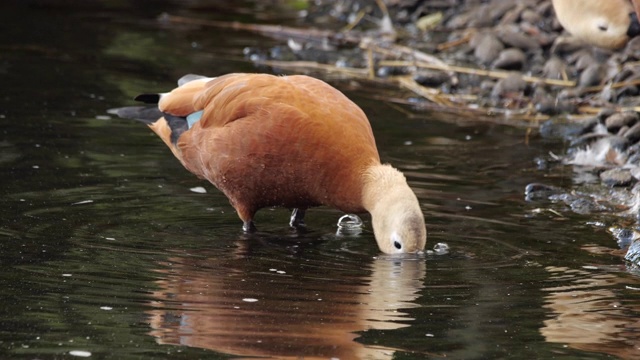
110 73 427 254
552 0 640 49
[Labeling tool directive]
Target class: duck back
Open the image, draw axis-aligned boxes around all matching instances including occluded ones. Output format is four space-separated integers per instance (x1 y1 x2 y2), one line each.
158 74 380 218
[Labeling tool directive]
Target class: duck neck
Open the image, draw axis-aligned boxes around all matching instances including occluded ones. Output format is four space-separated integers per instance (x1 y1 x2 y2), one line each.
362 164 414 212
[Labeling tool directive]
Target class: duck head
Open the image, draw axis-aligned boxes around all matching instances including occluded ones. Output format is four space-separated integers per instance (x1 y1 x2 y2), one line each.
362 164 427 254
552 0 640 49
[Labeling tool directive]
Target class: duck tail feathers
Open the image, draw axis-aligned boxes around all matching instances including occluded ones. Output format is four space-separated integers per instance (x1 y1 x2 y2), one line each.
107 106 162 125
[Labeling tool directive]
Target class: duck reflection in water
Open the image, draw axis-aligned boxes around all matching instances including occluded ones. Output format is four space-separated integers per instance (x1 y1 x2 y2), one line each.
146 240 426 359
541 265 640 358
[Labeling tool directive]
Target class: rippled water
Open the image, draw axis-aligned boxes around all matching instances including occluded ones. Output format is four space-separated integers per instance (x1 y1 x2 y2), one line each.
2 1 640 359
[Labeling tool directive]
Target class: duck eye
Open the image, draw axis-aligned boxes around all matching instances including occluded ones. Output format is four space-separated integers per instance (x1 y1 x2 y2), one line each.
598 23 608 32
394 240 402 250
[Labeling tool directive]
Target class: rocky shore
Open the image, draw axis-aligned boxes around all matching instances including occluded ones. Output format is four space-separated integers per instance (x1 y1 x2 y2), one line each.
241 0 640 118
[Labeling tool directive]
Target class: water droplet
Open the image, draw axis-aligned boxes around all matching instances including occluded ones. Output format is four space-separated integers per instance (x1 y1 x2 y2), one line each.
337 214 363 236
433 242 450 255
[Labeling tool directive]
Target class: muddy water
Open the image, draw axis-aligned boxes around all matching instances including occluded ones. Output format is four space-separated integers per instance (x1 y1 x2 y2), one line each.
2 1 640 359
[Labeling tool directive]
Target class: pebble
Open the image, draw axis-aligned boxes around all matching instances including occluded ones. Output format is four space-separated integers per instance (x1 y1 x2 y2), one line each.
600 168 636 187
492 48 526 70
572 51 597 71
491 73 527 99
625 238 640 265
578 63 604 87
542 56 566 79
624 122 640 143
473 33 504 65
550 36 586 55
607 111 640 133
569 197 606 214
496 25 540 52
413 70 449 87
534 98 575 115
467 5 494 28
520 9 541 25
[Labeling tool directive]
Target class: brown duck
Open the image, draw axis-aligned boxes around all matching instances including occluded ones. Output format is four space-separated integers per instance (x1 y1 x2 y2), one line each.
110 73 426 254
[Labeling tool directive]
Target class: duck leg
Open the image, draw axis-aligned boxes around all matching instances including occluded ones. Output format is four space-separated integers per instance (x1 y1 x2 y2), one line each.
236 204 257 233
289 208 306 228
243 220 257 232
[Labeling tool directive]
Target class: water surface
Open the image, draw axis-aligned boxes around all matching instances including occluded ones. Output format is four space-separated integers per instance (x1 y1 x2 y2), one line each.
2 1 640 359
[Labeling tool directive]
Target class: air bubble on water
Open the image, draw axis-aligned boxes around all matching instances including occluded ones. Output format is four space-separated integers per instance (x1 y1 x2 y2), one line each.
336 214 363 236
433 242 450 255
190 186 207 194
69 350 92 357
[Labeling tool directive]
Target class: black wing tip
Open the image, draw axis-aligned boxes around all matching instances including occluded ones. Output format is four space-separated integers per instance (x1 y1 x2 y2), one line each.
134 93 161 104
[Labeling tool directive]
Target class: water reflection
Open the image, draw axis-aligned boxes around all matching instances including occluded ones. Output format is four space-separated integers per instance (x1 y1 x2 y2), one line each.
541 266 640 358
147 243 426 359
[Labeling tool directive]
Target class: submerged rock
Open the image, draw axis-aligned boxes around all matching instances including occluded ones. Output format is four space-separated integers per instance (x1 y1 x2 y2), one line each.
525 183 563 201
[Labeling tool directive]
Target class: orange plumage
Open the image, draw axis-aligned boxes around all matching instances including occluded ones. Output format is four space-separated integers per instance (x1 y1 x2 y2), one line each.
551 0 640 49
110 73 426 254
